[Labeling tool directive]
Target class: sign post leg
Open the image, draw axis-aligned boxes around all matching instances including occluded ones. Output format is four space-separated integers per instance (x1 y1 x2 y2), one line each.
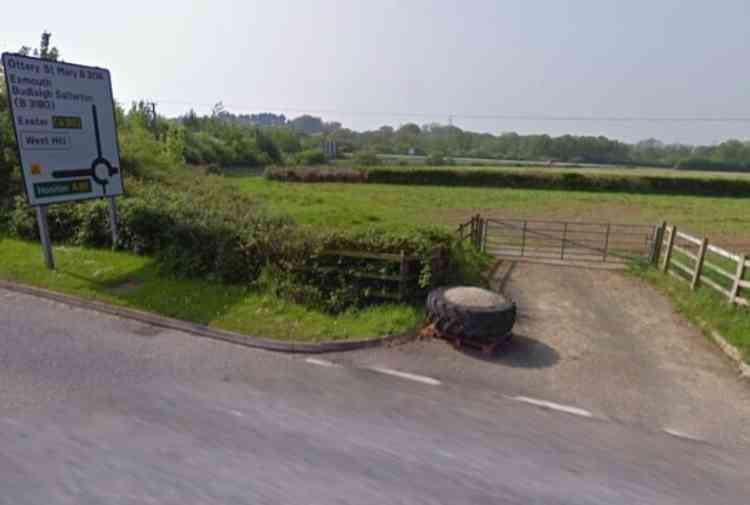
35 205 55 270
107 196 119 249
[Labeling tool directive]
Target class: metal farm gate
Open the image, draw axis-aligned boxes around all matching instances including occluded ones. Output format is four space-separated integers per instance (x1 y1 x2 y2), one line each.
461 216 659 265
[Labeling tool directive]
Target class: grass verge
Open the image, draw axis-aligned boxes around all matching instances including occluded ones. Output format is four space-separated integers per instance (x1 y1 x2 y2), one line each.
0 236 421 342
629 260 750 363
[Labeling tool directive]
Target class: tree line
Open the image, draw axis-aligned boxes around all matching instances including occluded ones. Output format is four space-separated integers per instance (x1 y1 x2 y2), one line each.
207 107 750 171
3 32 750 208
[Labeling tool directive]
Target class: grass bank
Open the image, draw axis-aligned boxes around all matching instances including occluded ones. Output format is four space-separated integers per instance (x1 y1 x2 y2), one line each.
0 236 421 342
629 261 750 363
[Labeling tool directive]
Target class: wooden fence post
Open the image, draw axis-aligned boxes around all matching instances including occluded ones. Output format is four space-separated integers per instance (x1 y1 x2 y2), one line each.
398 250 407 301
662 225 676 273
729 253 747 305
475 214 481 250
691 237 708 290
651 222 666 266
602 223 611 262
482 218 488 252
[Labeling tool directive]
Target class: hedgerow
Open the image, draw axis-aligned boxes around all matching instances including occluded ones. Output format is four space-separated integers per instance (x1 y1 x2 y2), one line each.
8 174 460 312
265 165 750 197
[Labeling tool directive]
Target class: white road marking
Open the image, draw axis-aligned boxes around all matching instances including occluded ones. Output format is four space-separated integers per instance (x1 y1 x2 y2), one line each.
305 357 342 368
229 410 245 417
663 428 704 442
367 367 442 386
506 395 593 418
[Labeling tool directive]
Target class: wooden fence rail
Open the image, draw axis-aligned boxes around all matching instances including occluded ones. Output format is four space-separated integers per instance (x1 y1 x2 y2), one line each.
457 214 484 249
314 246 449 302
658 223 749 308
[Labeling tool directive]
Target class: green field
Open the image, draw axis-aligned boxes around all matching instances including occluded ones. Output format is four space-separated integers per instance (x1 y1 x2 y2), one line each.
238 177 750 248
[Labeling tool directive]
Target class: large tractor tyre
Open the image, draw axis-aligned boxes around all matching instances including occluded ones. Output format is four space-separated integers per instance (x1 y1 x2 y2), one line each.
426 286 516 341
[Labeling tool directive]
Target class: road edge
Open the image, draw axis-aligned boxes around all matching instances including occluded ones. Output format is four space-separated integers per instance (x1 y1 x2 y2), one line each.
708 328 750 379
0 280 410 353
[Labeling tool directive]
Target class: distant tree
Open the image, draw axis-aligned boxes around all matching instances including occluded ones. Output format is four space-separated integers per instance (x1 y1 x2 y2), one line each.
2 32 61 201
181 109 201 129
269 127 302 154
290 115 325 135
323 121 342 133
38 31 60 61
397 123 421 136
18 31 60 61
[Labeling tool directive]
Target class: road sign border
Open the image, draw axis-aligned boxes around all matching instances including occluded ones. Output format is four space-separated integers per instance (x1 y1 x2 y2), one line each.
1 52 126 207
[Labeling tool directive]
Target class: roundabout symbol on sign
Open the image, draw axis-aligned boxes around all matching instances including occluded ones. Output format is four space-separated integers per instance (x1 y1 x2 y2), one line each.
51 104 120 194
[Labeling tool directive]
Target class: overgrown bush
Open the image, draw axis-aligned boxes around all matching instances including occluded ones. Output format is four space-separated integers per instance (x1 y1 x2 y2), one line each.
11 175 299 282
181 126 280 168
8 173 462 313
352 150 381 166
676 157 750 172
0 81 20 205
118 124 182 180
425 153 448 166
294 148 327 166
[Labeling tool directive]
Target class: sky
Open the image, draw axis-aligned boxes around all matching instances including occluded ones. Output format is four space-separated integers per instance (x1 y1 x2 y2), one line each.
2 0 749 145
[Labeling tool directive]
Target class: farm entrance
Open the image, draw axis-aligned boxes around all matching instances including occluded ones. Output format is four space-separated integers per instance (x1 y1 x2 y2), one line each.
461 217 658 265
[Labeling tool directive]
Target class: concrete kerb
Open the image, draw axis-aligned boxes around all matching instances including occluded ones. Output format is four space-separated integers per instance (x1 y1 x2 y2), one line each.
0 280 409 354
708 328 750 380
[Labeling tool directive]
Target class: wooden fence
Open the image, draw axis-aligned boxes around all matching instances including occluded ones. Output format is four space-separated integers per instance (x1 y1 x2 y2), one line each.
457 214 484 250
314 247 449 302
657 223 749 307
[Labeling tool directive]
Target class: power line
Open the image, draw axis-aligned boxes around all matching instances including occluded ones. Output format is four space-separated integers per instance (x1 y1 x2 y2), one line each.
116 97 750 123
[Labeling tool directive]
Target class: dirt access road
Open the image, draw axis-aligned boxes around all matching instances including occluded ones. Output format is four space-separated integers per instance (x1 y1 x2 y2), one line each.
330 262 750 449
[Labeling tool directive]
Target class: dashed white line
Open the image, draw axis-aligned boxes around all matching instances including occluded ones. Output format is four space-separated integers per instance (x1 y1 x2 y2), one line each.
305 357 342 368
304 358 440 385
506 395 593 418
367 367 442 386
663 428 704 442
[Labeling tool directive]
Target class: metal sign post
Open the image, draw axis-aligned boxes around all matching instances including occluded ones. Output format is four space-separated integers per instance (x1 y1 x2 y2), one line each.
35 205 54 269
107 196 119 248
2 52 124 265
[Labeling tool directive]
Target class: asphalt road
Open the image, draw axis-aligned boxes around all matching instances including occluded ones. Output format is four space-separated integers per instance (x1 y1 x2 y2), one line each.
330 262 750 447
1 287 749 504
